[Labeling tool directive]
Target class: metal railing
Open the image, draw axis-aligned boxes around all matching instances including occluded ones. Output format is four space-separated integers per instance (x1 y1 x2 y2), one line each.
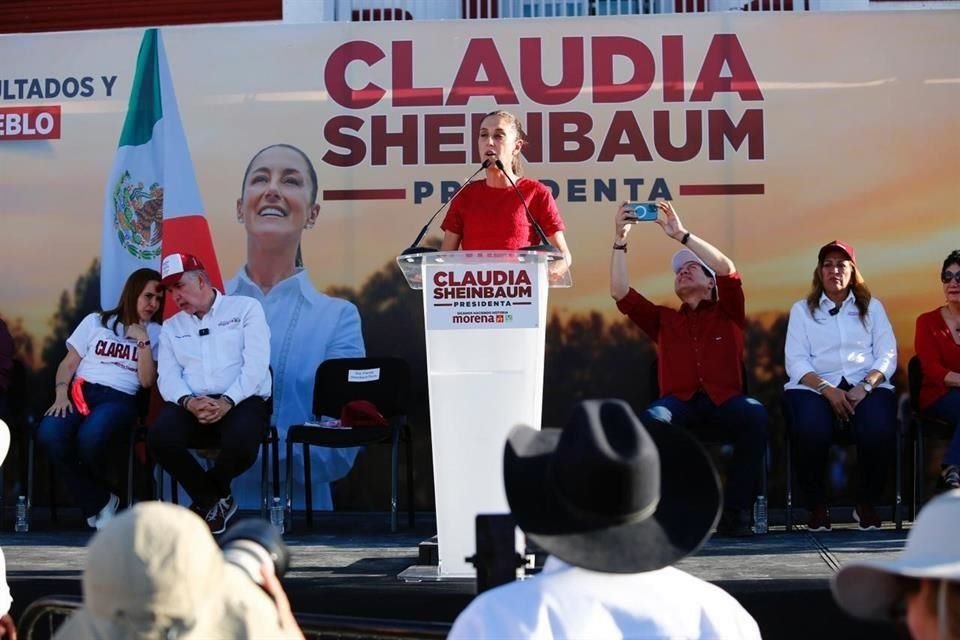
19 596 451 640
318 0 816 22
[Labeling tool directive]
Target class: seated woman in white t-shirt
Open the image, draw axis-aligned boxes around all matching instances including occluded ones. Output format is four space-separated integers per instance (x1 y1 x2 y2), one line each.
36 268 163 529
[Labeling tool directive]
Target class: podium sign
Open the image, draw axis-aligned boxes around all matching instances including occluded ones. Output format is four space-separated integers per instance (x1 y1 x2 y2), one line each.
397 250 568 578
424 263 540 331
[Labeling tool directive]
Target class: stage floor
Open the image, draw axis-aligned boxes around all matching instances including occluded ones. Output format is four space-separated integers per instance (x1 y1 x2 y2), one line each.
1 510 911 639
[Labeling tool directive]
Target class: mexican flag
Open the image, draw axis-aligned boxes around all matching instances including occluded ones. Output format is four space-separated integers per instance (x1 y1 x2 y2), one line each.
100 28 222 313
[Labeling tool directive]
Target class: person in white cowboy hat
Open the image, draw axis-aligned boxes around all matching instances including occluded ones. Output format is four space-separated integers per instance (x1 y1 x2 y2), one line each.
832 489 960 640
448 399 761 639
53 501 303 640
0 419 16 639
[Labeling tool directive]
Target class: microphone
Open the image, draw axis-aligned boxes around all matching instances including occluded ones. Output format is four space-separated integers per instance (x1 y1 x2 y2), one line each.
401 159 492 256
199 328 210 336
493 159 558 254
828 306 840 317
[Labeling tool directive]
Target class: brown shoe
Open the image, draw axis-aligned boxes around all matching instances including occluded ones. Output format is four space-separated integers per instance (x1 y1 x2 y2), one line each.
808 506 831 532
853 505 881 531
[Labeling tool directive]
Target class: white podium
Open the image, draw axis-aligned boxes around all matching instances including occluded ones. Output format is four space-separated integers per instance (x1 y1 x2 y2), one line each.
397 250 571 578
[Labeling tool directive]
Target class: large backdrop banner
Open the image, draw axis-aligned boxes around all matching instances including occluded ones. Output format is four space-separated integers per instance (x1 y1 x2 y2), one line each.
2 10 959 364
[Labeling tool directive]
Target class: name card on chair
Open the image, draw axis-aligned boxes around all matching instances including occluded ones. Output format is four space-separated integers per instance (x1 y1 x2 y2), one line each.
424 263 539 330
347 368 381 382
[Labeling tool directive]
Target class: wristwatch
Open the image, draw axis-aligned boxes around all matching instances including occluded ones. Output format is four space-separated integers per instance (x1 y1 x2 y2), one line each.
861 382 874 394
137 339 150 349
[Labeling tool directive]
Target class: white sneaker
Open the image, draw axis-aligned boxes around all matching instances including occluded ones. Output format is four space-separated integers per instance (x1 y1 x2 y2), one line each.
89 494 120 531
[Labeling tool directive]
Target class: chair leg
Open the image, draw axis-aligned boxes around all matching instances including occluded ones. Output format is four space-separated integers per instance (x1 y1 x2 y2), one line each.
127 432 136 509
914 425 924 521
285 437 294 533
27 436 34 511
272 431 280 499
303 443 313 528
785 434 793 532
405 426 415 529
390 429 400 533
260 437 269 520
895 422 903 530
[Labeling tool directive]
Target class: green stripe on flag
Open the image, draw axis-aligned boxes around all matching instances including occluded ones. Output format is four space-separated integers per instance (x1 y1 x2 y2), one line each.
118 28 163 147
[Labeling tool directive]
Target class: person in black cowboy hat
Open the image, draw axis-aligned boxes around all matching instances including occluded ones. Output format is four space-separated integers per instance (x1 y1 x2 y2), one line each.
448 399 761 639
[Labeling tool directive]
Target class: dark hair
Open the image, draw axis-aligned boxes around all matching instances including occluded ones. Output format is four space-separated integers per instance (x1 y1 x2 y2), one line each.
805 255 871 324
941 250 960 276
101 268 162 334
241 143 318 204
482 110 526 176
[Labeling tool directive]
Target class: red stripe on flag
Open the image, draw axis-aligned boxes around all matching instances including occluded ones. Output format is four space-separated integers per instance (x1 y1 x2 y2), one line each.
161 214 224 319
323 189 407 201
678 184 765 196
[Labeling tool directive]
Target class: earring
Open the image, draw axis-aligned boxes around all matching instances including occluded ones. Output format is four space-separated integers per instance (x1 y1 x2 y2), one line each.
305 222 314 229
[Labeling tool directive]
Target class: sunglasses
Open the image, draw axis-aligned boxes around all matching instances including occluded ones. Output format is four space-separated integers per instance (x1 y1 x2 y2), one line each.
941 271 960 284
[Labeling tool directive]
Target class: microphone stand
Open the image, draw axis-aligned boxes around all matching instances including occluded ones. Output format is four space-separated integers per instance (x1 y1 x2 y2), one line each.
493 160 560 256
401 159 492 256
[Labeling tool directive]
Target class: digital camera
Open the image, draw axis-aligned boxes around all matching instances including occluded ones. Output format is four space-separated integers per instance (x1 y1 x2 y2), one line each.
220 518 290 587
625 202 659 222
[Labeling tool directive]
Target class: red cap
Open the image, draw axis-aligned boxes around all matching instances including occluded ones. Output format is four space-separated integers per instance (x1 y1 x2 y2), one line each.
160 253 205 287
818 240 856 265
340 400 388 428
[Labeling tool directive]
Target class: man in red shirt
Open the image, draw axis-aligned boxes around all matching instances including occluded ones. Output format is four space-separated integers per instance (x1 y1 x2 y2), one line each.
610 200 768 537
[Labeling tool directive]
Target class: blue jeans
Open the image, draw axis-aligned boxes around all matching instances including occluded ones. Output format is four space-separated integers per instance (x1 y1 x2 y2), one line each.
36 382 138 518
642 392 768 511
784 388 896 509
926 389 960 467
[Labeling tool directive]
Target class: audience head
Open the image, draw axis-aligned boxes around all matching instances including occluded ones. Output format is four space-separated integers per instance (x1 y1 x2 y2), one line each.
671 249 717 303
832 490 960 640
503 398 721 573
940 250 960 305
807 240 872 320
56 502 285 639
480 110 526 177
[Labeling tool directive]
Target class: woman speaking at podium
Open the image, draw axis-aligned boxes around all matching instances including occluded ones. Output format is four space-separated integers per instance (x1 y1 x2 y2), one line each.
440 110 572 271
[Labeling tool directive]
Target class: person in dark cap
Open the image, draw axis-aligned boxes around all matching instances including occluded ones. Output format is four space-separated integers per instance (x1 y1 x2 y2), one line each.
784 241 898 532
149 253 272 535
611 200 768 537
448 399 760 639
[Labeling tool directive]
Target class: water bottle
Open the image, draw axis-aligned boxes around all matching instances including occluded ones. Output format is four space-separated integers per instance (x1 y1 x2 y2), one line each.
15 495 29 533
753 495 768 534
270 496 285 534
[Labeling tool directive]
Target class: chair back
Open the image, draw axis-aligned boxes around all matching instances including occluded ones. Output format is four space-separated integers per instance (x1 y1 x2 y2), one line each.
907 355 923 412
313 357 410 422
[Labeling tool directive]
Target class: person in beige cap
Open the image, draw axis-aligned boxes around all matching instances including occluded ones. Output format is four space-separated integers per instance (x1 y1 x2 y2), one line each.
610 200 768 537
54 501 302 640
832 490 960 640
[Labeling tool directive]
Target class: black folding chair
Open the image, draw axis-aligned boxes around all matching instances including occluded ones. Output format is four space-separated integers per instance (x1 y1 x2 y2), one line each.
647 358 770 519
906 355 955 519
285 357 414 532
156 366 278 517
782 391 903 531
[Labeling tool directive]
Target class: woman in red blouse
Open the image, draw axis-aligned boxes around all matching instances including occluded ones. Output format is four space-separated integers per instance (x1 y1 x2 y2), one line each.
440 110 571 270
914 249 960 489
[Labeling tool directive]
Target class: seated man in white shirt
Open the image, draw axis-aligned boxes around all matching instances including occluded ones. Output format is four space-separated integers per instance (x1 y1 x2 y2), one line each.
148 253 272 534
449 399 762 640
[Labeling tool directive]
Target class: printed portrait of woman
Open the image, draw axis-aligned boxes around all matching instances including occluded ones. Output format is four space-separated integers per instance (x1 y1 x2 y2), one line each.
226 143 365 510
